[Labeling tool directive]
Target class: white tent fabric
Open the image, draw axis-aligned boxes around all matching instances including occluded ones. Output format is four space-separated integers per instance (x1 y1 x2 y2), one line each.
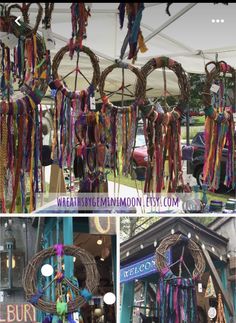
10 2 236 99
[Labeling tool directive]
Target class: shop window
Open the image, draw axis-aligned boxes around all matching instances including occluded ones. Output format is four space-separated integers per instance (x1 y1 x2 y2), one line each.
0 250 25 290
133 280 158 323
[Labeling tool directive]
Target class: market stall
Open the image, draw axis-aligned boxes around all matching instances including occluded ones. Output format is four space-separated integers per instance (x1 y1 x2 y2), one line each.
0 3 235 213
120 217 236 322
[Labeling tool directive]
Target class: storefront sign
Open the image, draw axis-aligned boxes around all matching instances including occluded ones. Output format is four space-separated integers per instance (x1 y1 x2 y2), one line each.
0 303 36 323
120 252 171 283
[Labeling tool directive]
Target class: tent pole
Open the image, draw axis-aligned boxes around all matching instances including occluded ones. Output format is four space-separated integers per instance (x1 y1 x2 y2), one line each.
143 3 198 43
141 23 195 54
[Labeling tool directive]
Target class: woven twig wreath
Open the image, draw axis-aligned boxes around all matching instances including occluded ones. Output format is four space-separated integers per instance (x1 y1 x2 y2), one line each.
202 60 235 121
136 56 190 121
0 16 48 113
155 234 205 280
99 61 146 108
6 3 43 38
23 245 100 314
50 44 100 98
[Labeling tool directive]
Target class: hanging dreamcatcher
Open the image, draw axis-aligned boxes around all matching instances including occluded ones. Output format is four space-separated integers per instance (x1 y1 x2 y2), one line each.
50 3 110 194
23 244 100 321
202 61 235 191
99 60 146 180
0 3 50 213
136 56 190 193
155 234 205 323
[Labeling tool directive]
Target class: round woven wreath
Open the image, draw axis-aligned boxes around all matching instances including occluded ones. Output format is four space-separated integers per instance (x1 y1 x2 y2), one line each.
50 44 100 98
6 3 43 38
155 234 205 280
136 56 190 121
0 11 48 113
202 60 235 121
23 245 100 314
99 60 146 109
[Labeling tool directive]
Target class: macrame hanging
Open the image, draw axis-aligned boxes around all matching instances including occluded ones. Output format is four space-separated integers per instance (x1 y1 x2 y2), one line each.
135 56 190 193
202 61 235 191
118 3 148 62
155 234 205 323
0 4 49 213
23 244 100 316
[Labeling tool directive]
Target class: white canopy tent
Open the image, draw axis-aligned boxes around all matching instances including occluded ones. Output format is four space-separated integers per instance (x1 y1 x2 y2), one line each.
9 2 236 100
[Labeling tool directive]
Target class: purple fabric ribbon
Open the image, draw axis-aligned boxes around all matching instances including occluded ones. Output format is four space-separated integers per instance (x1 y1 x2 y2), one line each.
54 244 64 256
29 288 44 305
161 266 170 276
43 315 52 323
67 314 76 323
118 3 126 29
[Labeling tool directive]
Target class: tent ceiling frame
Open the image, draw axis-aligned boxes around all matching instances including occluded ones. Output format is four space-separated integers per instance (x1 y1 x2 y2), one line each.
141 22 195 54
9 3 164 15
123 3 198 59
35 25 115 63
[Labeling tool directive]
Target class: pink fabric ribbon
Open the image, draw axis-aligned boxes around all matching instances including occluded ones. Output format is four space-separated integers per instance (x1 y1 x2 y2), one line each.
54 244 64 256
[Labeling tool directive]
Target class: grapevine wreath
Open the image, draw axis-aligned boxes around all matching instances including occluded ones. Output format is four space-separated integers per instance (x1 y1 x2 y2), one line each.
0 4 50 213
135 56 190 193
155 233 205 277
23 244 100 314
202 60 235 190
50 44 100 99
48 3 113 194
99 60 146 176
155 234 206 323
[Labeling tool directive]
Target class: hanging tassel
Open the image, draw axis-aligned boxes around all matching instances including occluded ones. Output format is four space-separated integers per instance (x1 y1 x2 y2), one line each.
0 114 8 212
118 3 126 28
157 269 198 323
130 3 144 44
10 106 24 213
216 293 227 323
138 31 148 53
119 3 146 60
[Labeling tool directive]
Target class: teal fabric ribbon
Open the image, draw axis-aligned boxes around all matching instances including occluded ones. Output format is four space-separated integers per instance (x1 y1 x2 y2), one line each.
80 288 92 301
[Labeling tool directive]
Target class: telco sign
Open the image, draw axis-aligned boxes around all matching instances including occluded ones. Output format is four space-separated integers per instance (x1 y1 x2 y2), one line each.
120 251 171 283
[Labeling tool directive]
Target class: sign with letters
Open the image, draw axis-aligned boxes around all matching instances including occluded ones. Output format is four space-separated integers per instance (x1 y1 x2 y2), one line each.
0 303 36 323
120 251 171 283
